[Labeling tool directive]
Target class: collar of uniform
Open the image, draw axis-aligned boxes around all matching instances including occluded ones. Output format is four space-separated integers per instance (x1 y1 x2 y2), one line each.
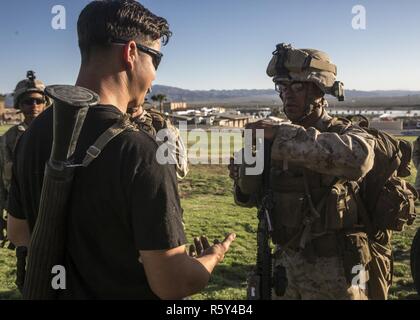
310 107 331 131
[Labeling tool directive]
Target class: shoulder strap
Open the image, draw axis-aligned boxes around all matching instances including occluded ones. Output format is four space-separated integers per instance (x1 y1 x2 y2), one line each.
81 114 138 167
326 117 352 134
351 185 375 238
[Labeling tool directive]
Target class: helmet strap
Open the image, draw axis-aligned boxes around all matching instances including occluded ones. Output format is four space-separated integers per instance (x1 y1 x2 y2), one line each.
289 90 325 126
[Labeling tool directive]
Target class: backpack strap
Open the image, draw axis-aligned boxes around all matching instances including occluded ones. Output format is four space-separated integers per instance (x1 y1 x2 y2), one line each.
81 114 138 168
351 185 375 238
326 117 352 134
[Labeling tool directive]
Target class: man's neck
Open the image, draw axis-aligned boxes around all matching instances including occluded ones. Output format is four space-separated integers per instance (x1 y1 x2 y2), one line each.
76 67 129 114
293 107 323 128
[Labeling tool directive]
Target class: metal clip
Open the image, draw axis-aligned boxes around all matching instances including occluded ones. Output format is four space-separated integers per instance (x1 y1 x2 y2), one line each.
86 145 102 159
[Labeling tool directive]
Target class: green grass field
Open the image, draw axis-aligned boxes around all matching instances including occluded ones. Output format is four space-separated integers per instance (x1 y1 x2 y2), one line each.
0 126 12 136
0 130 419 300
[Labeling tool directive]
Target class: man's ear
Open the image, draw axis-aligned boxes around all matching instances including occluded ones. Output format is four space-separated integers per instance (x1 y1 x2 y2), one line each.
123 41 138 70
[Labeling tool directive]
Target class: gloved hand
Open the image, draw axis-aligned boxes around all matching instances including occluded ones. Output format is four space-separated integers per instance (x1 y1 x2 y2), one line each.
228 156 240 181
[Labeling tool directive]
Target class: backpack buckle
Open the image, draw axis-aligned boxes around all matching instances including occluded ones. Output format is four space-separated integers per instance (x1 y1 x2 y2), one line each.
86 145 101 159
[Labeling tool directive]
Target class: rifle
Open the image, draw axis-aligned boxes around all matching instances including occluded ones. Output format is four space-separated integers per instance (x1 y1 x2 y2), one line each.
246 139 273 300
15 246 28 293
23 85 98 299
0 210 5 244
0 180 6 244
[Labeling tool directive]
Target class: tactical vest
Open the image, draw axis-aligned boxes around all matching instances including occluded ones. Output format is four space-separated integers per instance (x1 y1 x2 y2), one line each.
269 117 362 254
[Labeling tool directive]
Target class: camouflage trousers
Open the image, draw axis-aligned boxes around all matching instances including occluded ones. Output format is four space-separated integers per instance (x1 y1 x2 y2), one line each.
367 232 393 300
272 248 368 300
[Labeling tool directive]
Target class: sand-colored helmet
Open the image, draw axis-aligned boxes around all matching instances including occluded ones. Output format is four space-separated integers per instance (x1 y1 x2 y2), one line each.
13 71 47 109
267 43 345 101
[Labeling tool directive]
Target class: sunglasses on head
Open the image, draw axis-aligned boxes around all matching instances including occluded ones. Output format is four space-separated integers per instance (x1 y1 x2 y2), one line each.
21 98 45 106
275 81 306 94
112 39 163 70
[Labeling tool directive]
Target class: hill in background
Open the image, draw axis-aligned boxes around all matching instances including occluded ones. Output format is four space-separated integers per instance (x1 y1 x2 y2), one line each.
150 85 420 108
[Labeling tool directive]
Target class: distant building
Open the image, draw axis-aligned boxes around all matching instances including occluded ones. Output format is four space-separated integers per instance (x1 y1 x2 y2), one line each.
168 114 196 125
200 107 226 116
163 102 187 113
370 120 403 135
0 100 4 117
1 108 24 125
213 114 252 128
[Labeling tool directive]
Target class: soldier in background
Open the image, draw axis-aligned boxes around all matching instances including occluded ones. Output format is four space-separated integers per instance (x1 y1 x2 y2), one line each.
129 102 189 180
230 43 377 299
412 136 420 195
0 71 48 291
1 71 48 211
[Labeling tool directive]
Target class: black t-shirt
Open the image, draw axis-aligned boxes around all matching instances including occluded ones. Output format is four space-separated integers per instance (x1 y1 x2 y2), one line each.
8 105 187 299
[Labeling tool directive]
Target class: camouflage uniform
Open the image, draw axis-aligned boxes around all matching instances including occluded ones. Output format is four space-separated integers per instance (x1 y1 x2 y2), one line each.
0 71 47 248
0 140 7 243
0 123 27 247
132 108 189 180
413 136 420 191
273 249 366 300
233 44 376 300
1 123 28 191
236 107 375 300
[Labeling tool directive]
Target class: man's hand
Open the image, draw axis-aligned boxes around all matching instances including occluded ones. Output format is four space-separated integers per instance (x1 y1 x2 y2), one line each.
189 234 236 263
245 119 279 141
142 233 236 299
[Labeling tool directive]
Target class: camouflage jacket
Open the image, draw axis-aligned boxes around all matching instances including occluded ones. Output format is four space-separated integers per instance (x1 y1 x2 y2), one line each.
132 109 189 180
413 136 420 168
234 108 375 206
0 122 28 196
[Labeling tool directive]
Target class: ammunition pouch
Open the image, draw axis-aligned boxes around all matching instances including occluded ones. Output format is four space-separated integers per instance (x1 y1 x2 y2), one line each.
246 273 262 300
321 181 359 231
273 264 288 297
270 173 360 249
236 161 263 195
338 230 371 284
372 176 417 231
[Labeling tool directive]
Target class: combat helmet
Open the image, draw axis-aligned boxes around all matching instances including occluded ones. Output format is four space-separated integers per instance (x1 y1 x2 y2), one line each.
13 71 48 109
267 43 345 101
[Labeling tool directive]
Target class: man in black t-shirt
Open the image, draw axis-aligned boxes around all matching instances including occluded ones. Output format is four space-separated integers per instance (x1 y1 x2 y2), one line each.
7 0 235 299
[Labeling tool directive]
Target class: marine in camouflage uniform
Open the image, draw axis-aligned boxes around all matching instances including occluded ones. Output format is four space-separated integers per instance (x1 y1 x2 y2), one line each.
411 136 420 296
413 136 420 194
0 71 48 249
130 106 189 180
230 44 377 299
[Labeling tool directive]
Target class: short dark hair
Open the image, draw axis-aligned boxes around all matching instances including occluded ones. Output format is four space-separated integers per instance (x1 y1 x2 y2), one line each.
77 0 172 62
